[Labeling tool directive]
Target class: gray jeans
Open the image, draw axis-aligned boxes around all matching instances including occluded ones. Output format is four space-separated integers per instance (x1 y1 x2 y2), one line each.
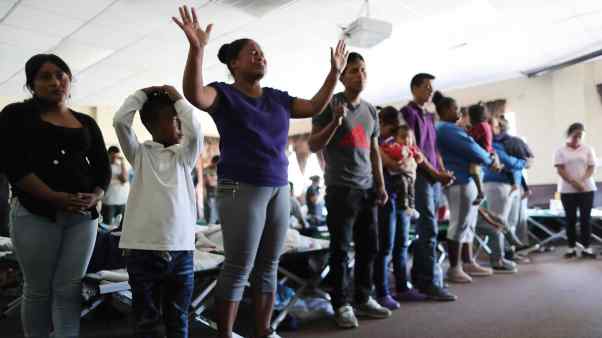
10 200 97 338
215 181 290 301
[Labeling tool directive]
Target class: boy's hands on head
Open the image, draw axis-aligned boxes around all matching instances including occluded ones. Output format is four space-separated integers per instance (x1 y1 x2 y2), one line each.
140 85 183 102
141 86 164 97
161 85 183 102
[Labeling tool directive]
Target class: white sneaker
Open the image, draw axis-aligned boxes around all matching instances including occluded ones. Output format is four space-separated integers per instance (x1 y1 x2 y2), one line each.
335 305 359 329
265 331 282 338
355 297 392 319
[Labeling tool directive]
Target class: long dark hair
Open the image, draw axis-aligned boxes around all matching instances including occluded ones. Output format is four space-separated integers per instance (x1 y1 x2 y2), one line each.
25 54 72 94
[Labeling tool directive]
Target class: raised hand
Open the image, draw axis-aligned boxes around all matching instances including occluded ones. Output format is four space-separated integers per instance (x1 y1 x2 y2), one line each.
172 6 213 48
330 40 349 74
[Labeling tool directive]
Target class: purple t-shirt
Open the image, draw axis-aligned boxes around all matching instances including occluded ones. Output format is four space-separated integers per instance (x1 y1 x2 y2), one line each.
208 82 294 186
400 102 439 172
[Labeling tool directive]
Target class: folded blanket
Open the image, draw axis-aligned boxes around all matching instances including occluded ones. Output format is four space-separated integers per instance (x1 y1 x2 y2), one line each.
0 236 13 252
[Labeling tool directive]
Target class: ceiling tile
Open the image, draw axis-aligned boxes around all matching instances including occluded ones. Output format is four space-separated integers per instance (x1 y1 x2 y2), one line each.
50 40 115 73
20 0 114 20
3 4 84 37
0 24 61 50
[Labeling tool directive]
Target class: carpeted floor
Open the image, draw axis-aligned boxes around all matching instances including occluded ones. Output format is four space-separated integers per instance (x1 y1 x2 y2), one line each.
2 248 601 338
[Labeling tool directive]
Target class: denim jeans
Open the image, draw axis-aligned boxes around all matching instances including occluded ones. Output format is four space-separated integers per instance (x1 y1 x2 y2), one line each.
10 199 97 338
126 250 194 338
204 195 218 224
374 196 411 297
325 186 379 308
411 173 442 289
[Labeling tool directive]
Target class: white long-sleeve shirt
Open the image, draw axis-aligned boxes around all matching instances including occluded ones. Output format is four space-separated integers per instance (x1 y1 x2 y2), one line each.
114 90 203 251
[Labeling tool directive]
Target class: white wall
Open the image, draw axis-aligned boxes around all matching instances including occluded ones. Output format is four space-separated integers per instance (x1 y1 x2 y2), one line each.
385 59 602 186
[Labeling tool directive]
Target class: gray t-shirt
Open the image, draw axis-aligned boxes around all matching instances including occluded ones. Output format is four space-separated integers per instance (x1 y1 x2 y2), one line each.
312 93 379 189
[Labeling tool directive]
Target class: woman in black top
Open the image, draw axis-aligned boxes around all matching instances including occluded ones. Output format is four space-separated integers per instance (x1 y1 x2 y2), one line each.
0 54 110 338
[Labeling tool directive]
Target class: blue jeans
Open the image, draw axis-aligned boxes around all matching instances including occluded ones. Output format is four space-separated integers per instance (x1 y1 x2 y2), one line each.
411 173 441 289
10 200 97 338
204 195 218 224
375 196 411 297
126 250 194 338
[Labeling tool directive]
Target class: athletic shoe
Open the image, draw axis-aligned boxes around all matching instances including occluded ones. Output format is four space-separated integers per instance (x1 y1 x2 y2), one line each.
420 285 458 302
446 267 473 283
335 305 359 329
261 330 283 338
564 249 577 259
377 295 400 310
355 297 392 319
581 248 597 259
491 259 518 274
463 262 493 277
394 288 428 302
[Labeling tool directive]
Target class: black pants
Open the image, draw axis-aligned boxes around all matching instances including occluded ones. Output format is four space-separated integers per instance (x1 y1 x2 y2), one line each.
0 174 9 237
325 186 379 308
560 192 594 248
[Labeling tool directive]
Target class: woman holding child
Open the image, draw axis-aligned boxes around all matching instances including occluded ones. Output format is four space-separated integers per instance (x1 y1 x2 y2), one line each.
433 92 500 284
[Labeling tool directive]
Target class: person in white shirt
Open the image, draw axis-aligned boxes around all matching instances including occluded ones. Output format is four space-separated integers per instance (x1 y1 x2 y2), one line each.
113 85 203 338
101 146 129 225
554 122 598 259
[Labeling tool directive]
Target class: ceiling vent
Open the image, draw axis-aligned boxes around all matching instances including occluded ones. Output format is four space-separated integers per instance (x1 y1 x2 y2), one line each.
215 0 296 17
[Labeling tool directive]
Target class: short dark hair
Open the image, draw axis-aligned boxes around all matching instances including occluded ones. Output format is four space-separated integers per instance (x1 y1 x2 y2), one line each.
140 91 175 131
379 106 401 127
395 124 412 137
432 91 455 115
25 54 72 93
410 73 435 90
108 146 120 154
567 122 584 137
468 103 487 124
218 38 252 75
341 52 365 77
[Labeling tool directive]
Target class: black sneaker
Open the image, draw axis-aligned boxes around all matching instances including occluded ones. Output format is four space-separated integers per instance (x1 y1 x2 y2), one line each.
420 285 457 302
581 250 597 259
564 250 577 259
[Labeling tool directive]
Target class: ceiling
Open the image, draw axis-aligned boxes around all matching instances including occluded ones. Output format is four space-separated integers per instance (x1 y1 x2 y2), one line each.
1 0 602 110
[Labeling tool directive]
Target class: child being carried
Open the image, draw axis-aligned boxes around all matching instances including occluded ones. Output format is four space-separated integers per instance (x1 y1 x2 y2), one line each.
380 125 423 219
